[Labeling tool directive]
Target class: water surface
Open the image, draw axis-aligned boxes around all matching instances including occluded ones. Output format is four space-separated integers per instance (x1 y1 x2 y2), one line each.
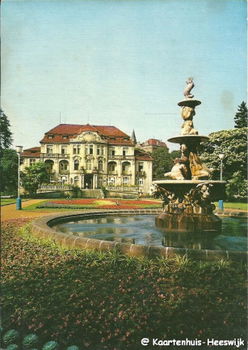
53 215 247 251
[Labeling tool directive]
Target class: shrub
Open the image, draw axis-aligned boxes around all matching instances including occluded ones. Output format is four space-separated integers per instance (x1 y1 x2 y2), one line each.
6 344 18 350
42 341 59 350
22 334 39 348
3 329 19 345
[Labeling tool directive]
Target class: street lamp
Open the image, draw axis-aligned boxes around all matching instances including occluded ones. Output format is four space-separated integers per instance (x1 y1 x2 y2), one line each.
218 153 225 210
16 145 23 210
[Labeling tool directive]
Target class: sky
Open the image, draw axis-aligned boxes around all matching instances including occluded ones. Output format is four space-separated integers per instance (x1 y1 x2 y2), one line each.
1 0 247 151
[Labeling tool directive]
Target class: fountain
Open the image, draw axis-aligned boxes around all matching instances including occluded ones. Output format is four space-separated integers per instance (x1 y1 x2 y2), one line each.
152 78 226 233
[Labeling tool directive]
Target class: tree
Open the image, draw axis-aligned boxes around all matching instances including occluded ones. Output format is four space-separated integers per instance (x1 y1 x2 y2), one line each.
0 149 18 195
152 147 173 180
0 109 13 153
234 101 247 128
21 162 50 196
200 128 247 200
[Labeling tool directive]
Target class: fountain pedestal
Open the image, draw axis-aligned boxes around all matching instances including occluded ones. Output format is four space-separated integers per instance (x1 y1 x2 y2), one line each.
153 79 226 233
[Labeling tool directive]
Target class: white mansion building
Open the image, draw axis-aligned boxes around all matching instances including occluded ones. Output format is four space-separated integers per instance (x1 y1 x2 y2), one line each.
21 124 153 194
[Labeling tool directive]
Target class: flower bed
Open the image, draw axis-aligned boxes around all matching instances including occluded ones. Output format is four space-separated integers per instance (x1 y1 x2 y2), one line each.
1 221 247 350
36 199 162 210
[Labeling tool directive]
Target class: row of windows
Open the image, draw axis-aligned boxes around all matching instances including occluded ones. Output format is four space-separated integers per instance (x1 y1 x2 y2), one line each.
46 145 130 156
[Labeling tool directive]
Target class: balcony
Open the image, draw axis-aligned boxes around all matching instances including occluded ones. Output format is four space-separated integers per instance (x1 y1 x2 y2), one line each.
41 153 70 159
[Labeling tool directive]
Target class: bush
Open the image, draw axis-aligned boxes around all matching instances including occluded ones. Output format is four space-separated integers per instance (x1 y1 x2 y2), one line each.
3 329 19 345
42 341 59 350
22 334 39 348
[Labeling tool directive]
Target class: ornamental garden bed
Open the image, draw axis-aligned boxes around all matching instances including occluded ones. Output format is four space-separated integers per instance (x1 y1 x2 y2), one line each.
34 199 162 210
1 220 247 350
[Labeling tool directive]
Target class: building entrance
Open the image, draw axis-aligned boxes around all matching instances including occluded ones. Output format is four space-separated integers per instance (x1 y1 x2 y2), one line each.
84 174 93 189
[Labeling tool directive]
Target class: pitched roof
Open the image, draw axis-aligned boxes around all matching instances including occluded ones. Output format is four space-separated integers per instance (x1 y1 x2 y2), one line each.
143 138 167 147
40 124 133 145
135 149 153 161
22 147 41 157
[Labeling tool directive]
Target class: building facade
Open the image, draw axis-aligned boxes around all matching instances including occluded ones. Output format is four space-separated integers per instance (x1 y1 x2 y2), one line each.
21 124 153 194
140 138 168 153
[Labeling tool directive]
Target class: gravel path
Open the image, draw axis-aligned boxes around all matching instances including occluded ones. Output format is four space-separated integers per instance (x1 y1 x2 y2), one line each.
1 199 59 222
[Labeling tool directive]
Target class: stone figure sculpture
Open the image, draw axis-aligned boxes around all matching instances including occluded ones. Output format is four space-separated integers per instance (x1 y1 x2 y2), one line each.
184 78 195 99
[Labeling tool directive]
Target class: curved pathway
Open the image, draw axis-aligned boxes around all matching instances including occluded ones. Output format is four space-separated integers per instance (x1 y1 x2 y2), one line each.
1 200 58 222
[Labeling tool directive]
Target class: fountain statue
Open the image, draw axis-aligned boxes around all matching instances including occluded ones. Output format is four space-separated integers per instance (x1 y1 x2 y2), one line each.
152 79 226 232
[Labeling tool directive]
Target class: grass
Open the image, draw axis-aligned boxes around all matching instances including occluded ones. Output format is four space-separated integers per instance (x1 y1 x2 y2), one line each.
215 202 247 210
1 198 17 206
1 220 247 350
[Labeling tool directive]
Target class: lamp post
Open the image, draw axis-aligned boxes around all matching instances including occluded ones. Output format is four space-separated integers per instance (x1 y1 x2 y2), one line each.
218 153 225 210
16 145 23 210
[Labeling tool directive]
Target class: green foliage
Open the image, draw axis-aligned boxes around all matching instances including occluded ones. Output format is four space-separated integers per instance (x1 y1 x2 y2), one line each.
1 221 247 350
226 171 247 201
66 346 80 350
0 109 13 152
6 344 18 350
3 329 19 345
42 341 59 350
0 149 18 195
22 334 39 348
152 147 173 179
234 101 247 128
200 128 247 200
21 162 50 196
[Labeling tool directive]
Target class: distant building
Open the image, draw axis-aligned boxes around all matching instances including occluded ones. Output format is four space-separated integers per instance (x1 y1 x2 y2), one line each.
140 138 168 153
20 124 153 194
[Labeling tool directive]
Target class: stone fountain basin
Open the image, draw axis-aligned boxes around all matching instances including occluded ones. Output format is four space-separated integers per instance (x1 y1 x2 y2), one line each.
30 209 247 262
153 180 226 201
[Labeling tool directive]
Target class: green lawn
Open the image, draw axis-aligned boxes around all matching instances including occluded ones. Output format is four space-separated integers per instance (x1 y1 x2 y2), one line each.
0 198 17 206
1 221 247 350
215 202 247 210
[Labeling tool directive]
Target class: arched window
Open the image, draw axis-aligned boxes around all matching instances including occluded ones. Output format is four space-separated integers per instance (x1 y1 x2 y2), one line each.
86 160 92 170
45 160 54 174
74 160 79 170
108 161 117 174
59 160 69 172
122 162 131 175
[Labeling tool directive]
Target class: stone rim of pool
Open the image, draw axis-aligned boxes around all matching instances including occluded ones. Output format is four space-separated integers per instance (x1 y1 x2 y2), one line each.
31 209 247 262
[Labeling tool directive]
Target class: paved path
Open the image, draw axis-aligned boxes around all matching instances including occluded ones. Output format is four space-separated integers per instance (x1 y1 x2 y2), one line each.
1 199 59 222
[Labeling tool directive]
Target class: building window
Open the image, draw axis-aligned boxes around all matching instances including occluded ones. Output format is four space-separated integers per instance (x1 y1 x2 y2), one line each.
45 160 54 174
30 159 36 166
123 176 129 185
74 160 79 170
109 148 115 157
98 160 103 171
74 176 79 186
86 160 92 170
138 178 144 186
123 147 128 156
60 160 69 171
138 162 144 172
108 177 115 186
61 146 67 155
46 145 53 154
73 145 80 154
108 161 116 173
122 161 131 175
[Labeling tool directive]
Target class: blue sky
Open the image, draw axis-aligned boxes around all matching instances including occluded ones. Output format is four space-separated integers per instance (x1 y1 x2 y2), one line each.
1 0 247 151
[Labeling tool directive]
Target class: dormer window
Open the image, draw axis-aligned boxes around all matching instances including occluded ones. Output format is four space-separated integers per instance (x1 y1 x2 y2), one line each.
48 135 54 139
63 135 68 139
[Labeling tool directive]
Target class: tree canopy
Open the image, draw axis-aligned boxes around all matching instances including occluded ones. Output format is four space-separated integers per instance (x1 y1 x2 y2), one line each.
21 162 50 196
234 101 247 128
0 109 13 153
200 127 247 200
0 149 18 195
152 147 174 180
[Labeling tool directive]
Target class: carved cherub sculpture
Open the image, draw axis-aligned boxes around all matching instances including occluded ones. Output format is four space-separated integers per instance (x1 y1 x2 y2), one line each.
184 78 194 99
180 106 198 135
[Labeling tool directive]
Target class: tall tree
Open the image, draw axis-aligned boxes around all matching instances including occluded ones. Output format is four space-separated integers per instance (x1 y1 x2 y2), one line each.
200 128 247 200
21 162 50 197
234 101 247 128
0 149 18 194
0 109 13 152
152 147 173 180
